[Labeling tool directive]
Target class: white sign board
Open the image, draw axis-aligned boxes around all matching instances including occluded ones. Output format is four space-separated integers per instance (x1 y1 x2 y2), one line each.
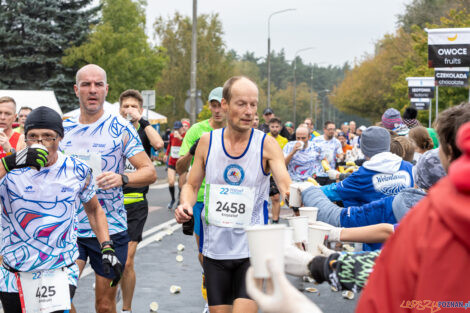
141 90 155 109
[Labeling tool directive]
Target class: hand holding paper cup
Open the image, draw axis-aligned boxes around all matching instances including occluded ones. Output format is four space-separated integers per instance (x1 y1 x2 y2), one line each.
308 225 331 256
246 224 286 278
287 216 309 245
289 183 302 208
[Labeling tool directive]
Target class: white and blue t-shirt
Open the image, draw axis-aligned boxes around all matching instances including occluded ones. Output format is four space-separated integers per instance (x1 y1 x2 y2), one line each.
312 135 342 177
60 112 144 237
283 141 324 182
0 153 93 292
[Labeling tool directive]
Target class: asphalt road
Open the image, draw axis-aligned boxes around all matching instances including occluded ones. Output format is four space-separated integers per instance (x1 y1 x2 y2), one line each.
71 166 359 312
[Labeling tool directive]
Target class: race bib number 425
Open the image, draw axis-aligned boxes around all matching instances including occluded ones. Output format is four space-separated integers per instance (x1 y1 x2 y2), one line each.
205 184 255 228
16 268 71 313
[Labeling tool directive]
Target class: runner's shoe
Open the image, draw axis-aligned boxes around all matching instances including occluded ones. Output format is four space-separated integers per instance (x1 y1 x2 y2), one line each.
168 200 175 209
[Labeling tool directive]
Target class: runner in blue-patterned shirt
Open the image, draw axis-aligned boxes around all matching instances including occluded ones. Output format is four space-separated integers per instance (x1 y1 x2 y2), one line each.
61 64 157 313
313 121 344 185
0 107 115 313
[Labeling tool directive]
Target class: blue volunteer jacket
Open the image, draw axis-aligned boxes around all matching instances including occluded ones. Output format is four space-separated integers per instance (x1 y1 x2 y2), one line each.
322 152 414 207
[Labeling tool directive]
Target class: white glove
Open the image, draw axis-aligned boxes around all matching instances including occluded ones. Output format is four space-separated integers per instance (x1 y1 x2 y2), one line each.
246 259 323 313
284 244 312 277
328 227 343 242
327 169 340 181
318 243 335 257
311 222 343 242
297 181 316 193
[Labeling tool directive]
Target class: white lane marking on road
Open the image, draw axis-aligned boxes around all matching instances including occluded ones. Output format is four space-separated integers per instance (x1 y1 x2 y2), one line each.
80 219 180 279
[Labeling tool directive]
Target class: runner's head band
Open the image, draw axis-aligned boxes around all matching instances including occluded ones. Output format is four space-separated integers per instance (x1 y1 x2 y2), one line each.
24 106 64 138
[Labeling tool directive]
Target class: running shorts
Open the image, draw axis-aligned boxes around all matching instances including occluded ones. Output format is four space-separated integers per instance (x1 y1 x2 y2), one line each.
203 256 251 306
125 198 149 242
77 231 129 279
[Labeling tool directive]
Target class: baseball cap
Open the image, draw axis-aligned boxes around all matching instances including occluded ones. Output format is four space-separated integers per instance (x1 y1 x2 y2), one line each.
337 132 347 138
285 121 293 128
263 108 274 115
208 87 223 103
173 121 183 129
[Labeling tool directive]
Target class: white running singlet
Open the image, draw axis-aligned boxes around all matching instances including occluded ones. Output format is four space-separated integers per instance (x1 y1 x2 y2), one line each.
60 112 144 237
0 153 93 292
202 128 270 260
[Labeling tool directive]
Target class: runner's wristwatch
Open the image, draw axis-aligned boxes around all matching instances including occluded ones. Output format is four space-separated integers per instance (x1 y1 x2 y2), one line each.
121 174 129 186
100 240 114 250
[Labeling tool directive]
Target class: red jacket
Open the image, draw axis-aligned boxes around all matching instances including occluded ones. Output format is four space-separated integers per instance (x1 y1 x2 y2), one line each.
356 122 470 313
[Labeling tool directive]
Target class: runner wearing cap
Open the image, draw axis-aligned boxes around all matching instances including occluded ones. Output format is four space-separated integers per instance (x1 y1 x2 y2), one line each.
175 76 291 313
165 120 186 209
0 106 116 313
118 89 164 313
62 64 156 313
258 107 290 138
175 86 225 311
284 121 295 141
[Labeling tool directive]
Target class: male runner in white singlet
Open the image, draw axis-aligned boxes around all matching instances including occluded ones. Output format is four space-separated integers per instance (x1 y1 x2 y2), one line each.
175 76 292 313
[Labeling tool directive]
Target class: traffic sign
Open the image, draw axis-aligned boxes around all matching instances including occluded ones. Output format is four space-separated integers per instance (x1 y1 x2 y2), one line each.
142 90 156 109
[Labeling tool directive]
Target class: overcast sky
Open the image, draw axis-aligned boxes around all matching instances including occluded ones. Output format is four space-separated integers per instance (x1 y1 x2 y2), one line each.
145 0 411 67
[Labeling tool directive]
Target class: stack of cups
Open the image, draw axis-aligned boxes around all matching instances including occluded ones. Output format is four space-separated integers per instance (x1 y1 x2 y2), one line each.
245 224 286 278
286 216 309 246
299 207 318 224
307 225 331 256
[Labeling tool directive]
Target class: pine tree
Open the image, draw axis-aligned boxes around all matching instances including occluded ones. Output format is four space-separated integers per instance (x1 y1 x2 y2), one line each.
0 0 100 111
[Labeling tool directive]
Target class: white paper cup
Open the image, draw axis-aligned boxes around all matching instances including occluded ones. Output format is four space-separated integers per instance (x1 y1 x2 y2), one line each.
308 225 331 256
296 140 304 149
284 227 294 248
246 224 286 278
299 207 318 224
287 216 309 244
289 183 302 208
30 143 48 152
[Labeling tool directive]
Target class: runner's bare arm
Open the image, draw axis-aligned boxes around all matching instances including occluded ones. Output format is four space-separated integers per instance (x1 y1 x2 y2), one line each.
0 161 6 179
84 195 111 244
263 135 292 198
96 151 156 190
16 134 26 150
144 125 164 150
175 133 209 223
175 151 192 175
340 223 394 243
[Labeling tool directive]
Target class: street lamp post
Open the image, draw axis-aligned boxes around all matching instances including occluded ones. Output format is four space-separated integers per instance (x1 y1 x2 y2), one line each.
293 47 314 126
267 8 295 108
317 89 330 128
310 62 327 128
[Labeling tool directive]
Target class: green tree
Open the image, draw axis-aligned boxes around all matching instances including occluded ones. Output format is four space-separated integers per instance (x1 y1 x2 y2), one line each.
63 0 167 104
398 0 470 32
153 12 234 125
0 0 100 111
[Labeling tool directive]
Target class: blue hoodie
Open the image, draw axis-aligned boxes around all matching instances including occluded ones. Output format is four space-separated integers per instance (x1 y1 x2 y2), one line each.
321 152 414 207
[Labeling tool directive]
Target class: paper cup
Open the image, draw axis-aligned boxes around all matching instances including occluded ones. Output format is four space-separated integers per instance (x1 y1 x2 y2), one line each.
299 207 318 224
297 140 304 149
287 216 309 244
246 224 286 278
284 227 294 248
308 225 331 256
289 183 302 208
30 144 48 152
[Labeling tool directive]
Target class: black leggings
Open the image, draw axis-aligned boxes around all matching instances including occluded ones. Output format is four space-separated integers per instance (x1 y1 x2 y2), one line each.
0 285 76 313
